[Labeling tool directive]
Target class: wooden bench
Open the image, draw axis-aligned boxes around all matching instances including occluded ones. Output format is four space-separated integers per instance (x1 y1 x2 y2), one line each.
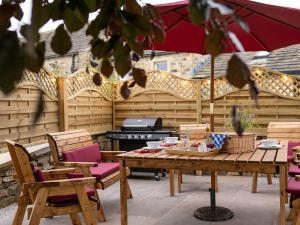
6 139 103 225
252 122 300 193
47 130 132 221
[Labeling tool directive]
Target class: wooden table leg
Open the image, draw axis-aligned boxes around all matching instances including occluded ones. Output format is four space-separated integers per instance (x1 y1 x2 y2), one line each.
252 173 258 193
120 160 128 225
169 169 175 196
212 171 218 192
178 169 182 193
279 165 287 225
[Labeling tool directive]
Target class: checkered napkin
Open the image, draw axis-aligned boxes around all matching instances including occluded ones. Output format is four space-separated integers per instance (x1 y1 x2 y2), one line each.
209 133 228 149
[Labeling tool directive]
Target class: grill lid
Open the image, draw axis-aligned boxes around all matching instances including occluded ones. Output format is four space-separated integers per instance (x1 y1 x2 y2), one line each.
121 117 162 131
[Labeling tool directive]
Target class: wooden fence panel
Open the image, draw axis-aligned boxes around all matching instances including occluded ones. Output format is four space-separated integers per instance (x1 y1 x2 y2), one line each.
68 90 113 134
115 91 198 129
0 86 59 152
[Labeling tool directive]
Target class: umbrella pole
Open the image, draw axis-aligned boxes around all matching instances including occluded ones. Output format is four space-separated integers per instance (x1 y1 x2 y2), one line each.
210 55 215 132
194 56 233 222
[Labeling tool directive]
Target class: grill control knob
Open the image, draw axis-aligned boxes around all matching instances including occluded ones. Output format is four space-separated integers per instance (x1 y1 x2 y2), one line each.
127 134 132 139
147 134 152 139
134 134 139 139
140 135 145 139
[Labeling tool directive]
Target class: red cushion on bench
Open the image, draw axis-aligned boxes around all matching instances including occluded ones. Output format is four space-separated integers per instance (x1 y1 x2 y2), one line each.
63 143 101 162
48 186 95 204
90 162 120 179
287 178 300 194
289 164 300 176
288 141 300 158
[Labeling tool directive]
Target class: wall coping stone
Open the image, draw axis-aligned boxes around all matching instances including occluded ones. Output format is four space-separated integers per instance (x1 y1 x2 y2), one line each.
0 143 50 169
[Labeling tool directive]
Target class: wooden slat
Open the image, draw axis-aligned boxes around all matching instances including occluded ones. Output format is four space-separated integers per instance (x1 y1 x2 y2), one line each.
212 153 230 161
262 150 277 163
236 152 255 162
248 150 266 163
223 154 241 162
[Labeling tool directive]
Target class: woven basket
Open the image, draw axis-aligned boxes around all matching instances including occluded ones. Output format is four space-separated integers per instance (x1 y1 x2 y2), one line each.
219 132 255 154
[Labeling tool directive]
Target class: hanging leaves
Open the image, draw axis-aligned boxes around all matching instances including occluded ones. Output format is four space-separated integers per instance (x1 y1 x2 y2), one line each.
23 41 45 73
231 105 244 137
226 54 250 89
101 59 114 77
132 68 147 88
51 24 72 56
32 91 44 125
205 28 225 57
92 73 102 86
114 41 132 76
121 81 131 99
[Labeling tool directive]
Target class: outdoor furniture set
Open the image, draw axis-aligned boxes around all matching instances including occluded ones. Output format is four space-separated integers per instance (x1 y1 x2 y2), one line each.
6 122 300 225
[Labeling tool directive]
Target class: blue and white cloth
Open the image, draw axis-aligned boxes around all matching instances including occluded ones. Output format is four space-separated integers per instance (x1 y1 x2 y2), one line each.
209 134 228 149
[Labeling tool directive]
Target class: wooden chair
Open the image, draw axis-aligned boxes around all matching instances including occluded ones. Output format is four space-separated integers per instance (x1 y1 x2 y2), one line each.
6 139 104 225
252 122 300 193
47 130 132 220
176 124 210 193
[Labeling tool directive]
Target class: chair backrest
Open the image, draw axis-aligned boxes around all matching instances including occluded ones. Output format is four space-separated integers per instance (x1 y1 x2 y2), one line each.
179 124 210 141
267 122 300 141
47 130 93 162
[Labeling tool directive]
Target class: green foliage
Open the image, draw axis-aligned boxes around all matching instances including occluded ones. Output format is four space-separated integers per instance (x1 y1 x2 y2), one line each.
227 106 259 131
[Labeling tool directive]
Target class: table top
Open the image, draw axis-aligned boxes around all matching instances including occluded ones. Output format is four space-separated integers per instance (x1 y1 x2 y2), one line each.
117 140 288 165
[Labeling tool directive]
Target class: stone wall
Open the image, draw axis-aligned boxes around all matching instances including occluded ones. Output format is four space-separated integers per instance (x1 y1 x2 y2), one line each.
0 151 52 209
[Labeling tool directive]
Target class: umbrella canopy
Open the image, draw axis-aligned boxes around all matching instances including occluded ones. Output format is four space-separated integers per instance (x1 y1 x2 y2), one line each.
152 0 300 131
153 0 300 54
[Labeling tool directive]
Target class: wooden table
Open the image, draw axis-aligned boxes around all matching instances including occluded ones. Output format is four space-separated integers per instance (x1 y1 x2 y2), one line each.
117 141 288 225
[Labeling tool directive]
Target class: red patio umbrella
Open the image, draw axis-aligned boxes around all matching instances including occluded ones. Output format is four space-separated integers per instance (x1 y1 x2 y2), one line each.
151 0 300 222
152 0 300 131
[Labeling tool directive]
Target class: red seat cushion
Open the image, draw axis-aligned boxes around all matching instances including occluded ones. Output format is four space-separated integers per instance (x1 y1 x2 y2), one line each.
31 164 45 182
288 141 300 160
90 162 120 179
287 178 300 194
48 186 95 204
288 155 294 163
289 164 300 176
63 143 101 162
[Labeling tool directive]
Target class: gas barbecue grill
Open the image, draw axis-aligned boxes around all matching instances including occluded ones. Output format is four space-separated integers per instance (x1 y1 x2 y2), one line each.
106 117 173 180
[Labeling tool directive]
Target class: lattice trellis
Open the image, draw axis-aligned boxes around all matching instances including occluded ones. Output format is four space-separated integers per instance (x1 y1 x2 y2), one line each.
18 68 58 100
114 70 197 101
251 66 300 99
201 77 236 99
66 69 113 100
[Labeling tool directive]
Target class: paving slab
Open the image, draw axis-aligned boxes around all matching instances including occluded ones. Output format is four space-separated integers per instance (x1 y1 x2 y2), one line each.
0 174 291 225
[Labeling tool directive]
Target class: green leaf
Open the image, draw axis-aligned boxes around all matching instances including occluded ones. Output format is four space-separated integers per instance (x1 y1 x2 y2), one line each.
20 24 40 43
51 24 72 55
63 8 85 32
143 4 160 20
122 12 152 35
90 38 105 58
125 0 143 15
0 31 24 94
132 68 147 88
92 73 102 86
205 28 225 56
226 54 250 89
188 0 206 25
23 41 45 73
101 59 114 77
121 81 131 99
152 24 166 44
114 41 132 76
84 0 98 12
128 40 144 56
31 0 50 30
32 91 44 125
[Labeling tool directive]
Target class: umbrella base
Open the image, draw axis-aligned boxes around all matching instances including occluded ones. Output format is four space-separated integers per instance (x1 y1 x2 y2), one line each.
194 206 233 221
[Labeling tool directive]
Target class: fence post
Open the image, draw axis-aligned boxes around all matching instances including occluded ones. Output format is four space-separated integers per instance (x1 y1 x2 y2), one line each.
196 80 202 124
57 77 69 131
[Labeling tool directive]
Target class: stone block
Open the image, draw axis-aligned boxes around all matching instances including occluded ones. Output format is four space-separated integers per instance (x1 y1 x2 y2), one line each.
3 176 14 183
0 196 15 208
5 169 14 176
37 156 50 165
0 183 9 189
7 184 20 195
0 172 5 177
0 189 8 198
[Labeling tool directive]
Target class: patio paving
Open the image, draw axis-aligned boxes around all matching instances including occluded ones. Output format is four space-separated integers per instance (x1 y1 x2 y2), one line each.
0 174 291 225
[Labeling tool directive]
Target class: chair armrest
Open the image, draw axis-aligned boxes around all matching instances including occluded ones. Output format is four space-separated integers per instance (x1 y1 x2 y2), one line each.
101 151 126 161
23 177 96 188
42 168 76 180
53 162 98 167
292 146 300 151
295 175 300 182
